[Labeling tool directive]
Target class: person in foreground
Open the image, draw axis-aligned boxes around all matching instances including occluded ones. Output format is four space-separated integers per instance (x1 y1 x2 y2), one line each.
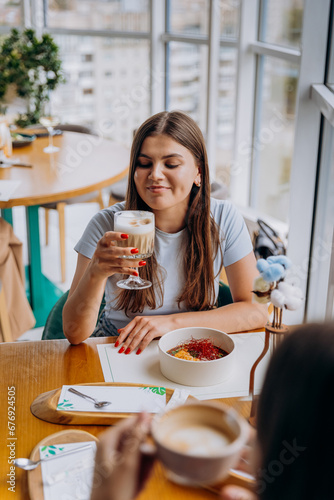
90 322 334 500
63 111 267 351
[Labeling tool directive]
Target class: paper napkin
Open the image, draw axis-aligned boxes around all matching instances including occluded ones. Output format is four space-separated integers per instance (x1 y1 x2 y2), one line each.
40 441 96 500
57 385 167 413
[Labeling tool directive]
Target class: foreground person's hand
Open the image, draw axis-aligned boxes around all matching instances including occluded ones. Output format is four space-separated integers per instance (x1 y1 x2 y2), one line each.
220 485 258 500
90 413 155 500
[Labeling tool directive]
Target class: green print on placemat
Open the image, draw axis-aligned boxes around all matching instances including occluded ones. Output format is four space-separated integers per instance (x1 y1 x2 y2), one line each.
40 445 65 458
57 399 74 409
141 387 166 396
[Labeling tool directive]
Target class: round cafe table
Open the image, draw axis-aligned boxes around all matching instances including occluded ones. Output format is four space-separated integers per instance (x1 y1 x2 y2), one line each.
0 131 129 326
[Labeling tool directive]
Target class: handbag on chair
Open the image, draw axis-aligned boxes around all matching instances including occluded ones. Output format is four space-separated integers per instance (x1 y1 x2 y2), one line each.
254 219 286 260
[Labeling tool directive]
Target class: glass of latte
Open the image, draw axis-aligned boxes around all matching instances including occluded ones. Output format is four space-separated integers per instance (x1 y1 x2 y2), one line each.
114 210 155 289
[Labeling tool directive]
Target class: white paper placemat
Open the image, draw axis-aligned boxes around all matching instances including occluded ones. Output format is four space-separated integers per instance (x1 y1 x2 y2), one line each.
0 180 21 201
57 385 167 413
97 332 269 400
40 442 96 500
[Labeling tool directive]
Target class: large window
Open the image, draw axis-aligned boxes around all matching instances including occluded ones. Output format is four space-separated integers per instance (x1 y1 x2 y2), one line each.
48 0 150 31
0 0 22 27
259 0 303 49
45 0 151 146
1 0 333 323
167 42 208 130
252 56 299 220
52 35 150 144
168 0 209 35
244 0 304 222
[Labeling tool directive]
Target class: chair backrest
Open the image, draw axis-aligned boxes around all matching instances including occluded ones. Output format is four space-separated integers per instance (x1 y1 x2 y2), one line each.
217 281 233 308
0 283 13 342
55 124 98 136
42 291 106 340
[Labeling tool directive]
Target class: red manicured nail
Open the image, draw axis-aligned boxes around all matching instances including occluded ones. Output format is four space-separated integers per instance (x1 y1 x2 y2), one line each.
118 346 125 354
131 248 139 254
136 348 142 355
117 329 122 333
139 261 146 266
115 341 119 347
121 233 128 239
125 348 131 355
133 271 139 276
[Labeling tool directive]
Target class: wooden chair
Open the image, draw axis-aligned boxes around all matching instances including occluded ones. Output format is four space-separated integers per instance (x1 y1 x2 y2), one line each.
41 124 104 282
0 282 13 342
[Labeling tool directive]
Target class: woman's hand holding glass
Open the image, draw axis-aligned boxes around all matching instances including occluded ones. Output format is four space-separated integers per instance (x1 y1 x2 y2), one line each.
89 231 146 280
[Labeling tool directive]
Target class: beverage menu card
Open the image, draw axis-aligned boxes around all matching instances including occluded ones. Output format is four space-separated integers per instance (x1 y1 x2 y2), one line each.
40 442 96 500
57 385 167 413
97 331 269 400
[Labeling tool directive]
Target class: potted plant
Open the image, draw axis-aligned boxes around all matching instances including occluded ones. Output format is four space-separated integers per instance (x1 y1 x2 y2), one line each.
0 28 64 127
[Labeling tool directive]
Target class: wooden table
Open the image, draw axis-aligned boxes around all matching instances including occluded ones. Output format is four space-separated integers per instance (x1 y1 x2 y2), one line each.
0 132 129 326
0 337 251 500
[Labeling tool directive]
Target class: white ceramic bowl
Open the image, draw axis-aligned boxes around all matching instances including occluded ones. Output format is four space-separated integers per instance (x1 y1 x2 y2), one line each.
151 401 249 485
158 327 235 386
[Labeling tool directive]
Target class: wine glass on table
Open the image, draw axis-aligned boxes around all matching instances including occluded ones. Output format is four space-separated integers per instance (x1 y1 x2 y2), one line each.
0 121 12 162
114 211 155 290
39 102 60 153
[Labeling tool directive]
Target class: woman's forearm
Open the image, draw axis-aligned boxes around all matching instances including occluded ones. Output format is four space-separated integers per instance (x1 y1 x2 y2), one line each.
172 301 268 334
63 266 107 344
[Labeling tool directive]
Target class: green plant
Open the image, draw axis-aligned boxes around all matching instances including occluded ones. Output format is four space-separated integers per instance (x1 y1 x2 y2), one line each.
0 28 64 127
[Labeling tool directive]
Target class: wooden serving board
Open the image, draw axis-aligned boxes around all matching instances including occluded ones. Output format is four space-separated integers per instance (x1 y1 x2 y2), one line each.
28 429 98 500
30 382 176 426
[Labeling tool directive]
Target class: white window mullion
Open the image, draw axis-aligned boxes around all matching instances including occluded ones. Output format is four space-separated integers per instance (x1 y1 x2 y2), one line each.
30 0 44 34
150 0 166 115
230 0 259 206
206 0 221 177
22 0 32 27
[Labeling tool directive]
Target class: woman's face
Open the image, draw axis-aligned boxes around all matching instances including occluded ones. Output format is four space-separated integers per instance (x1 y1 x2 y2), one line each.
134 134 201 220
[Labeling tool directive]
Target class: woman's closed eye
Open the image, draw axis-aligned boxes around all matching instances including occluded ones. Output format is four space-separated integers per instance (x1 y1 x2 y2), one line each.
136 162 180 169
165 163 180 168
136 162 152 168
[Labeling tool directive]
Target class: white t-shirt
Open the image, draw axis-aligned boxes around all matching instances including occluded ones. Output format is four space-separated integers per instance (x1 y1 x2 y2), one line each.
74 198 253 329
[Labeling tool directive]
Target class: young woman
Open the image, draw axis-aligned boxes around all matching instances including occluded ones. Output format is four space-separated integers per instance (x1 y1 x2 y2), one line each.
90 322 334 500
63 111 267 351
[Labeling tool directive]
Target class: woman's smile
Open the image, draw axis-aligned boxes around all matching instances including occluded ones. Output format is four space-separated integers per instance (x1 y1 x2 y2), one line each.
147 184 171 193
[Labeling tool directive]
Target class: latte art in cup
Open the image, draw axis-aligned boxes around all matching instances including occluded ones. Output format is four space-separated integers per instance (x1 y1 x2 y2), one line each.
114 211 155 259
160 424 231 456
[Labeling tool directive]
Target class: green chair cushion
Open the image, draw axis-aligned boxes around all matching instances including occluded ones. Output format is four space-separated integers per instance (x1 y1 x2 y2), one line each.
217 280 233 308
42 291 106 340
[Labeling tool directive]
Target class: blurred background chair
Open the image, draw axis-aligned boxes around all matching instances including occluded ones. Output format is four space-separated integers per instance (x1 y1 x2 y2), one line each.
0 282 12 342
0 218 36 341
41 124 105 282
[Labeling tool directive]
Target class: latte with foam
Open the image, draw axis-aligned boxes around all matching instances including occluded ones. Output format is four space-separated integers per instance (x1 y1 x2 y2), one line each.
161 424 231 456
114 211 155 258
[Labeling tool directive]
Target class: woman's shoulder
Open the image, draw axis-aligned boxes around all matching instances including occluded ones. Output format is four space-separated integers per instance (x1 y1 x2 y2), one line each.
210 197 238 221
92 201 126 225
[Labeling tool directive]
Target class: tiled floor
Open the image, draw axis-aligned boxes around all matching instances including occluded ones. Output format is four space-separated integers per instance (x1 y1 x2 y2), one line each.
14 201 103 341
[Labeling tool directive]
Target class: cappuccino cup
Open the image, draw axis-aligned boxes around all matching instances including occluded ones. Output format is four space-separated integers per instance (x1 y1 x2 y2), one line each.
151 401 249 486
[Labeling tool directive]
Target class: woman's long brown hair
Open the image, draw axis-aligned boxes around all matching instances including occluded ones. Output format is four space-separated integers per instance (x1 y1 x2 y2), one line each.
114 111 222 316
